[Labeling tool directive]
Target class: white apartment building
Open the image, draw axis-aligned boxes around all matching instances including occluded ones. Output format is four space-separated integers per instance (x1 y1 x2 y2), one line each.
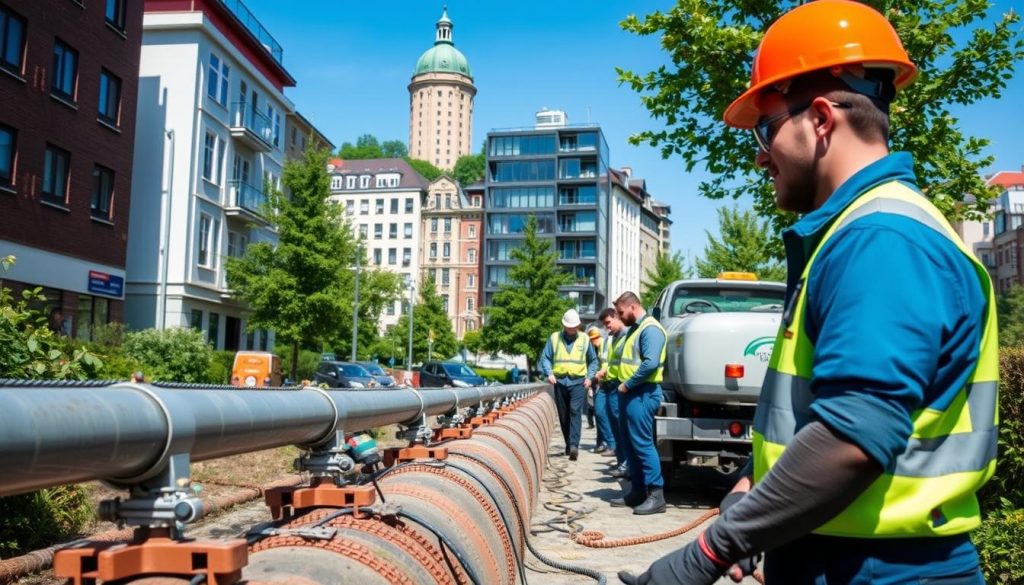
609 168 642 300
125 1 296 351
327 158 430 331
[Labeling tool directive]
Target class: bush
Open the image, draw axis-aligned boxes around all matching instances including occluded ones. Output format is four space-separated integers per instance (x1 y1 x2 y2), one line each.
122 328 214 383
473 367 511 383
0 485 94 558
208 350 235 384
974 504 1024 584
281 349 322 382
979 348 1024 511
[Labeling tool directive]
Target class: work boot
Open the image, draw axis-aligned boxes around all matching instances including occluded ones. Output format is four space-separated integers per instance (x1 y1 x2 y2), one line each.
593 444 607 454
610 464 629 478
565 446 571 456
569 448 579 461
633 488 666 515
601 449 617 457
610 491 645 508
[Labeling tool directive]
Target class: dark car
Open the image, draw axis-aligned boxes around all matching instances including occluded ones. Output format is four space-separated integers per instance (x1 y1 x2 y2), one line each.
358 361 396 388
313 361 377 389
419 361 487 388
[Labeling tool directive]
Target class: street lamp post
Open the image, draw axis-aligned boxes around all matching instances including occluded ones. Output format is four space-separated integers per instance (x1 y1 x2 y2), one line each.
350 243 361 361
406 275 415 371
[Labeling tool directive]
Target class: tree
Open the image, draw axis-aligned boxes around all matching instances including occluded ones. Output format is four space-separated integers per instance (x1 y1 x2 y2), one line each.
385 279 458 365
998 285 1024 347
226 147 400 379
482 217 574 374
381 140 408 158
453 153 485 186
338 134 383 159
461 329 483 361
619 1 1024 242
640 251 691 309
404 157 444 182
694 206 787 281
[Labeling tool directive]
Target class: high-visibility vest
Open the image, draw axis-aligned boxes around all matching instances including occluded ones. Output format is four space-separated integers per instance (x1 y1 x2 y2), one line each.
753 181 999 538
618 316 667 384
551 332 589 378
605 332 628 382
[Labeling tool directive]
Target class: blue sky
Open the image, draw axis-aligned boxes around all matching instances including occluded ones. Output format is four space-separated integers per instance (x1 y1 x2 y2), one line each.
245 0 1024 263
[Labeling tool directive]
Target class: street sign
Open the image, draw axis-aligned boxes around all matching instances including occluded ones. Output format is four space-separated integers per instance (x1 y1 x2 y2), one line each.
87 271 124 298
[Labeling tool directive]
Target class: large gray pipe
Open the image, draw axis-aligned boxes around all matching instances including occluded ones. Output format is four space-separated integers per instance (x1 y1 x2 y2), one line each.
0 383 541 498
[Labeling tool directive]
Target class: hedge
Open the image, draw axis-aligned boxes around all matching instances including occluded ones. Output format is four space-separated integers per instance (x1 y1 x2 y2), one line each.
472 367 511 383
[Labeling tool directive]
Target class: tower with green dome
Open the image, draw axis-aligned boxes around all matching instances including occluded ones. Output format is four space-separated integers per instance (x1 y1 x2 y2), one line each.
408 6 476 171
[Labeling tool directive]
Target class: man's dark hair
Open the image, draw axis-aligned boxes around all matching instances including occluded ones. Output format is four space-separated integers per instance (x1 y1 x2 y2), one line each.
599 308 618 320
781 68 893 143
613 291 641 307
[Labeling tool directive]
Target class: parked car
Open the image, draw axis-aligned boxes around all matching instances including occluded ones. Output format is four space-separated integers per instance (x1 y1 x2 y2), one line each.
313 361 378 389
358 361 397 388
231 351 282 388
419 361 487 388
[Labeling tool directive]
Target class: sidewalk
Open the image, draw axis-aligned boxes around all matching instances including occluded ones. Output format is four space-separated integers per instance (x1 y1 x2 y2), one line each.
530 423 759 585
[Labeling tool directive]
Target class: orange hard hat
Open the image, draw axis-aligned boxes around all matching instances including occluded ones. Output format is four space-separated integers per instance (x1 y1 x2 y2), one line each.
587 326 602 340
724 0 916 129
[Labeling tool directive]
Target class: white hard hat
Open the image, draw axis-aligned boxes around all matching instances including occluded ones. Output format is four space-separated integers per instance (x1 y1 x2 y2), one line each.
561 309 581 328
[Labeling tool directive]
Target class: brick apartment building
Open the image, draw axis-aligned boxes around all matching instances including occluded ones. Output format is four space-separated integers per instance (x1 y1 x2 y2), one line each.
0 0 142 339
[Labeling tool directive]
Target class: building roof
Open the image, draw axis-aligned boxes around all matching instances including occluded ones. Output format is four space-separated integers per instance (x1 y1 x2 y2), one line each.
327 158 431 190
608 168 647 205
987 170 1024 189
414 7 472 78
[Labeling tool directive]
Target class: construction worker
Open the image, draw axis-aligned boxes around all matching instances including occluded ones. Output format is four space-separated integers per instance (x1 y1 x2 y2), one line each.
586 326 609 452
540 308 598 461
597 308 628 472
612 291 668 516
620 1 997 583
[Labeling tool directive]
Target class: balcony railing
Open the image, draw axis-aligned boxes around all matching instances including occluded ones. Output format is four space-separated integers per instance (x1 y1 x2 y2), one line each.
231 102 274 150
229 180 266 215
217 0 284 64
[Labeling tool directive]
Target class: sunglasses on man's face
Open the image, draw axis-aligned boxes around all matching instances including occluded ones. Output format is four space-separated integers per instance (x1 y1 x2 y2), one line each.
753 101 852 153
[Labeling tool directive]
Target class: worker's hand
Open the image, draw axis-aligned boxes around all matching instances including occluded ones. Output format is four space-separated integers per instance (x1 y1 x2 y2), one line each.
618 383 628 394
718 491 762 582
595 369 606 382
583 378 592 390
621 533 727 585
547 374 557 385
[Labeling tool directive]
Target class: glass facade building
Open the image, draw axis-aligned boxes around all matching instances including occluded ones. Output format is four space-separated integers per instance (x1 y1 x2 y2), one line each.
483 124 609 321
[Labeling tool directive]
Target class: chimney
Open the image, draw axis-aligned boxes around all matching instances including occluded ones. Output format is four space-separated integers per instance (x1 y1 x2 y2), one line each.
621 166 632 178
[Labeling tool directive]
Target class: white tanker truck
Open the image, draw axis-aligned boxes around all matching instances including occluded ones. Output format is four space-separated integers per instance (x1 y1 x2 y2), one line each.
650 272 786 476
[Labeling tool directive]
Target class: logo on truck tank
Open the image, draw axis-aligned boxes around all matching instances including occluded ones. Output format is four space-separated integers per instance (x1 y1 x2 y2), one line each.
743 337 775 363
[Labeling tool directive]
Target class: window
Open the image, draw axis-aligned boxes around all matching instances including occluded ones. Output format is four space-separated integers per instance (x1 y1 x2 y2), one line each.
467 273 475 288
359 224 368 239
207 53 229 105
0 124 14 186
468 225 476 238
198 214 212 267
373 249 382 265
374 223 383 239
190 309 203 330
98 70 121 125
346 176 356 189
466 320 476 332
441 268 450 286
1 6 26 74
430 243 437 258
105 0 126 30
467 297 475 311
91 165 114 219
467 248 476 263
389 223 398 238
360 175 369 189
404 223 413 238
443 243 451 258
75 295 109 342
344 200 354 215
405 198 414 213
403 248 411 266
203 133 216 181
51 40 78 101
386 302 395 316
442 295 449 312
42 144 70 203
360 200 369 215
331 176 342 189
444 218 452 233
208 312 220 347
376 199 385 214
431 218 438 233
388 248 397 265
390 198 399 214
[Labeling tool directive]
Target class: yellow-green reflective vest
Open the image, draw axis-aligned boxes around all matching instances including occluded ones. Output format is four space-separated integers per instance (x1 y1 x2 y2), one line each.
618 316 667 384
551 332 589 378
752 181 999 538
605 332 628 383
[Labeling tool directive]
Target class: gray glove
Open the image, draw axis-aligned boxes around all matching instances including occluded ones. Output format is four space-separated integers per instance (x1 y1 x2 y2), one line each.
718 491 761 582
617 532 727 585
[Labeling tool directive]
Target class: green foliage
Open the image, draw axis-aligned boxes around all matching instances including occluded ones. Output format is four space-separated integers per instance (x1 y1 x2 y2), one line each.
383 279 459 365
452 153 485 186
978 348 1024 511
121 328 214 383
280 349 323 382
473 367 512 383
997 286 1024 347
208 350 235 385
482 216 574 372
974 505 1024 584
403 157 445 182
0 484 94 558
462 329 484 359
640 251 691 309
337 134 407 159
695 206 787 281
618 0 1024 239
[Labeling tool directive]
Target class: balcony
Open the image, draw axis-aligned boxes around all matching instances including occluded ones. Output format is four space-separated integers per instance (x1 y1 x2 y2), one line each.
230 102 274 151
226 180 268 222
217 0 284 64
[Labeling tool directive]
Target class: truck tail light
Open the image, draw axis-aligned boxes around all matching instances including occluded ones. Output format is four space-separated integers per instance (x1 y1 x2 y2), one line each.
728 422 745 438
724 364 745 379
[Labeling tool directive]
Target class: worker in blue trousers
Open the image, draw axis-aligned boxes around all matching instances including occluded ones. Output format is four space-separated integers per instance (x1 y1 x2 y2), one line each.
619 2 997 583
611 291 667 515
597 308 629 473
540 308 598 461
586 326 610 453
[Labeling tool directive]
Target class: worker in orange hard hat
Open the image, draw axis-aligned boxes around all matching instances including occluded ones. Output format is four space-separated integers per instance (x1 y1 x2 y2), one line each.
620 1 996 584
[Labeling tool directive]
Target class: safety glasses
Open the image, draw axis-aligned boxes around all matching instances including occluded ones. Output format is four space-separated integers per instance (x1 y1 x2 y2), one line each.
753 101 852 152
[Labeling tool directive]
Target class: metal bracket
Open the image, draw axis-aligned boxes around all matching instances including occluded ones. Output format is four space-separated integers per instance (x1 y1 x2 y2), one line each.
97 453 202 539
295 429 357 483
264 480 377 521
